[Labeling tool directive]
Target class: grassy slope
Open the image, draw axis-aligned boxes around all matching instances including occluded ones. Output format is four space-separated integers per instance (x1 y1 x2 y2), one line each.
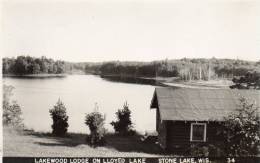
3 127 166 157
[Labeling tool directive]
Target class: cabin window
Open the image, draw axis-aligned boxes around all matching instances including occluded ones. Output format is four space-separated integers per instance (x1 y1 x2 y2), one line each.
190 123 206 142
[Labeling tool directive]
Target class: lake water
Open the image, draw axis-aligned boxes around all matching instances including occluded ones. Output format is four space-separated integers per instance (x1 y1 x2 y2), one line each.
3 75 156 133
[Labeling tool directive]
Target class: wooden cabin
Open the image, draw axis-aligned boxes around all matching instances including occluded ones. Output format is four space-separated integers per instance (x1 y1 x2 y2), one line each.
150 87 260 155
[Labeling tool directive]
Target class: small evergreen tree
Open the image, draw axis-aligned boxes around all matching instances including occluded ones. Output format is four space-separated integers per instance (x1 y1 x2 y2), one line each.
111 102 133 135
85 104 106 146
223 97 260 156
49 99 69 136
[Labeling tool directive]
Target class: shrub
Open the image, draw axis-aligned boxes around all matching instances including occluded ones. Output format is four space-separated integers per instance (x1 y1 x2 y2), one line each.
190 143 225 157
230 71 260 89
3 85 23 127
111 102 134 135
190 144 209 157
85 109 106 146
222 97 260 156
49 99 69 136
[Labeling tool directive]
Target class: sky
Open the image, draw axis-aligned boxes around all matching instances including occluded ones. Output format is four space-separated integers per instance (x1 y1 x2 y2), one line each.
2 0 260 62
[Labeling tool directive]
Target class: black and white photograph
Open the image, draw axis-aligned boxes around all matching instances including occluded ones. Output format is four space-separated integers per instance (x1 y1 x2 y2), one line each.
1 0 260 162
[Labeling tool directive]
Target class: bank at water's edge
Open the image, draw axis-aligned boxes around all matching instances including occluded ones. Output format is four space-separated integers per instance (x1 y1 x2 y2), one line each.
3 74 67 79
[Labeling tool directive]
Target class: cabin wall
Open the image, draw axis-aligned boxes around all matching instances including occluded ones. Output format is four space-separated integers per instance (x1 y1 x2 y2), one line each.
166 121 190 154
166 121 224 155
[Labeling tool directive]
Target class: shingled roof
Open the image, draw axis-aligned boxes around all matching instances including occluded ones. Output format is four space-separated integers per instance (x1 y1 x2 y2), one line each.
150 87 260 121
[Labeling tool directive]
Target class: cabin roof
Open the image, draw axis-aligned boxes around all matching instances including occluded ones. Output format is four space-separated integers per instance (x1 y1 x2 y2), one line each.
150 87 260 121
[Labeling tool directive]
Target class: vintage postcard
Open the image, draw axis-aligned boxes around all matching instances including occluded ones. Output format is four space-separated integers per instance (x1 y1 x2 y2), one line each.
1 0 260 163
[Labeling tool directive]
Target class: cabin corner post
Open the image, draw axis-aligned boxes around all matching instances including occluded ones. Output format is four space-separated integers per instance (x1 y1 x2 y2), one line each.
157 120 167 150
156 107 167 150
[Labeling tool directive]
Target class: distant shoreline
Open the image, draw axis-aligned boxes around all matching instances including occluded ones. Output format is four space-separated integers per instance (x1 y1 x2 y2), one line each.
99 74 233 88
3 73 232 88
3 74 67 78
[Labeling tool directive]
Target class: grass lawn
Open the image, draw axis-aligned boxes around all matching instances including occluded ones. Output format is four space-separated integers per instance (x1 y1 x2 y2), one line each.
3 127 167 157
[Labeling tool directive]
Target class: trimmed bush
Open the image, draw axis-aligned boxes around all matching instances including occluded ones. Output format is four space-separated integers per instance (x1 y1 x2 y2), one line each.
49 99 69 136
111 102 134 135
85 110 106 146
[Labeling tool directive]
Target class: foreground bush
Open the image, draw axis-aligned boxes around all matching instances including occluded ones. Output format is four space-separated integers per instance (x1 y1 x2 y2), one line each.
85 109 106 146
111 102 134 135
3 85 23 127
49 99 69 136
223 97 260 156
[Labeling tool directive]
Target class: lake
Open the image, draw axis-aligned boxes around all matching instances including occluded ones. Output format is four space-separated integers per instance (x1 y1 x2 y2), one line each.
3 75 156 134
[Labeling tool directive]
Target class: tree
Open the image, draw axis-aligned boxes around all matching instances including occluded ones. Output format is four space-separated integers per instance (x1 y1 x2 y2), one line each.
56 61 65 74
222 97 260 156
40 57 48 73
3 85 23 127
230 71 260 89
111 102 134 135
2 59 10 74
85 104 106 146
14 56 29 74
32 63 41 74
53 64 58 74
49 99 69 136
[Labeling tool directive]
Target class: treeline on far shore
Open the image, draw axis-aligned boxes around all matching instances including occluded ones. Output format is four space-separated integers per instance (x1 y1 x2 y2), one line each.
87 58 260 80
3 56 68 74
3 56 260 80
2 56 98 75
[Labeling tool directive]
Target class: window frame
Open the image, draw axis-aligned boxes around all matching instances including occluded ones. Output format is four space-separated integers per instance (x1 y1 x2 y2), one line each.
190 123 207 142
